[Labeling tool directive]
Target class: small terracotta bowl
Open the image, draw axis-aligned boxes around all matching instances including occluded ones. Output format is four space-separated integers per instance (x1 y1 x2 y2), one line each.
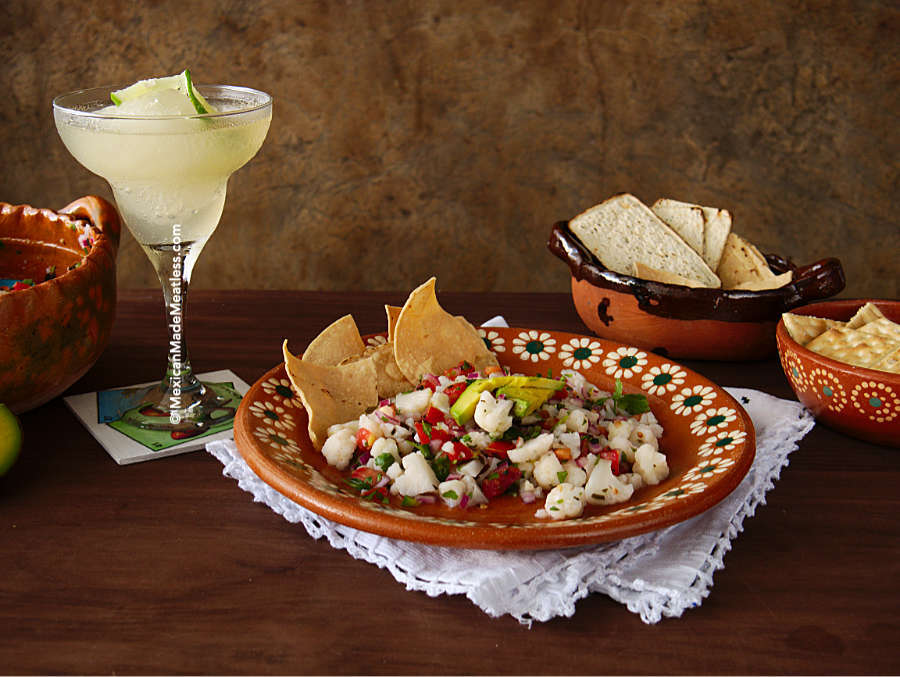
0 196 120 413
548 221 845 360
776 299 900 447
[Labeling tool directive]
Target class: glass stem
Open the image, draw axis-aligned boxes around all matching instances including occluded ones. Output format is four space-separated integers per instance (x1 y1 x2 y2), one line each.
151 238 204 422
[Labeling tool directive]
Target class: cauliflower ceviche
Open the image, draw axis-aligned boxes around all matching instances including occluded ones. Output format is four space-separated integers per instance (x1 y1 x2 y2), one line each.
319 360 669 521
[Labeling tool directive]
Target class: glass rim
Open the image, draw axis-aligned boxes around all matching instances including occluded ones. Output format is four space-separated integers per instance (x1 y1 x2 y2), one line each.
52 83 273 120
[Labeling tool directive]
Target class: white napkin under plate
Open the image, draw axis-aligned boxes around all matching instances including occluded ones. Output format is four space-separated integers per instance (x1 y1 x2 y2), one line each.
207 320 814 625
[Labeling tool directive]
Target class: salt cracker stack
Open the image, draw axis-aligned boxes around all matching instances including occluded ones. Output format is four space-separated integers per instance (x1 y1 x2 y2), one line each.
569 193 721 288
782 302 900 374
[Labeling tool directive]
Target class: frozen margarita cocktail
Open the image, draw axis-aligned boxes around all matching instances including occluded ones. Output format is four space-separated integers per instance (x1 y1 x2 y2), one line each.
54 71 272 431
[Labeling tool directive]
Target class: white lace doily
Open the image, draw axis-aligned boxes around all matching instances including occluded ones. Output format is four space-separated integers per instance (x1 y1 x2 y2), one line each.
207 386 813 626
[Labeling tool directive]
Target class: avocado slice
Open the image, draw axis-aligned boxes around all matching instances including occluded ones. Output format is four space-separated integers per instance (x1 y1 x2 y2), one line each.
449 376 564 424
494 385 556 418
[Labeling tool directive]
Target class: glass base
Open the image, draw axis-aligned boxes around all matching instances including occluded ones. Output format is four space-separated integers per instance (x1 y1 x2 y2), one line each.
120 381 229 432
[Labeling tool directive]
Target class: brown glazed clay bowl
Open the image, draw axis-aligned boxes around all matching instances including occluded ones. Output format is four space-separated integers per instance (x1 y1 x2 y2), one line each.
776 299 900 447
0 196 120 413
548 221 845 360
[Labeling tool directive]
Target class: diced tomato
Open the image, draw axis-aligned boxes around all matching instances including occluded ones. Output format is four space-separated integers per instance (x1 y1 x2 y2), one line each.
549 387 568 401
442 361 473 380
10 281 32 291
356 427 378 451
424 406 446 425
483 365 504 376
599 447 620 475
430 425 453 443
444 441 473 463
419 374 441 391
480 463 522 499
349 466 388 501
414 421 431 444
443 382 468 406
484 440 515 459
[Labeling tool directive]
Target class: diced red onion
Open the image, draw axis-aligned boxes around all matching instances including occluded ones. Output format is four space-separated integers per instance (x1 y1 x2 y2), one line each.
459 494 470 509
415 493 437 504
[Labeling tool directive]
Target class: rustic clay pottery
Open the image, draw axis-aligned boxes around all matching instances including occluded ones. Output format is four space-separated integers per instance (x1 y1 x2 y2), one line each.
777 299 900 448
235 327 755 549
0 196 120 413
548 221 846 360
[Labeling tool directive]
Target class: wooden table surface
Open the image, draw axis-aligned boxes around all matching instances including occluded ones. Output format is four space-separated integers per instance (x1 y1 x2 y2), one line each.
2 289 898 675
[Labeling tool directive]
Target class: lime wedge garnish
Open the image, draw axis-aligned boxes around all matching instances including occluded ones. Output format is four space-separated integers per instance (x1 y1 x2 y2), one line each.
0 403 22 476
110 69 216 114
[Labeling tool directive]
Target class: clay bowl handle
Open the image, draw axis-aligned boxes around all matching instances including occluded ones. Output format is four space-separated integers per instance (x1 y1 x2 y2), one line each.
59 195 122 253
783 257 845 308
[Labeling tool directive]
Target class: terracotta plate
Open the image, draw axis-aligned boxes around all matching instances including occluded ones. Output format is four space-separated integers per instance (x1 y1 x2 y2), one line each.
235 327 756 550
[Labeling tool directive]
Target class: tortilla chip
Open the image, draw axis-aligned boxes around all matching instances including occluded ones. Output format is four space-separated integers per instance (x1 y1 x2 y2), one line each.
858 317 900 342
367 342 414 398
283 340 377 448
302 314 365 366
847 302 887 329
782 313 844 345
730 270 793 291
385 305 402 343
393 277 499 382
805 327 900 369
632 261 708 288
717 232 784 290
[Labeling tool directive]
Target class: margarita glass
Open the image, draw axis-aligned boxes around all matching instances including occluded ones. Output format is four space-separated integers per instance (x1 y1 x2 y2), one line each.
53 82 272 431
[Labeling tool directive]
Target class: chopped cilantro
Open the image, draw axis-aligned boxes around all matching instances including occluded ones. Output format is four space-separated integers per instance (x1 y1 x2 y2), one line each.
401 496 418 507
374 453 395 471
557 470 568 484
430 455 450 482
441 490 459 500
611 378 650 415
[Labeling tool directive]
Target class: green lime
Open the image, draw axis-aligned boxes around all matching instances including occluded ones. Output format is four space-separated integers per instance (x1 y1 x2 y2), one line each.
110 69 216 114
0 403 22 476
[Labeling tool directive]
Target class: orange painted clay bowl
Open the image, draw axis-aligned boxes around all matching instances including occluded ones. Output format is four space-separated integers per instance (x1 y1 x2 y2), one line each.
548 221 845 360
776 299 900 447
0 196 120 413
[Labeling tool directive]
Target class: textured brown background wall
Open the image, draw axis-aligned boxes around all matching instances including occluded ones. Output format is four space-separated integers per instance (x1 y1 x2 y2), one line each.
1 0 897 298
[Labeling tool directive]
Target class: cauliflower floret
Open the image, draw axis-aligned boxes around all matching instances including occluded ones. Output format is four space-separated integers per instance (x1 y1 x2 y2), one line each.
430 390 451 414
386 462 403 480
618 471 645 491
533 451 565 489
462 475 488 507
565 408 589 433
474 391 514 435
395 389 432 417
543 482 585 520
562 460 587 488
630 423 659 450
508 432 554 463
584 458 635 505
391 451 439 496
457 458 484 477
463 430 491 450
607 418 636 441
438 479 467 507
607 435 636 463
369 437 400 466
555 430 582 458
320 428 357 470
633 443 669 485
326 420 358 437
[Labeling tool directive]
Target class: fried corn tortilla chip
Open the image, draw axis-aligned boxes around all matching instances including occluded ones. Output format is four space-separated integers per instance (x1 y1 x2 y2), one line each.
283 340 377 448
872 346 900 374
632 261 707 288
366 342 414 398
717 232 788 290
302 314 366 365
385 305 402 342
393 277 499 382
